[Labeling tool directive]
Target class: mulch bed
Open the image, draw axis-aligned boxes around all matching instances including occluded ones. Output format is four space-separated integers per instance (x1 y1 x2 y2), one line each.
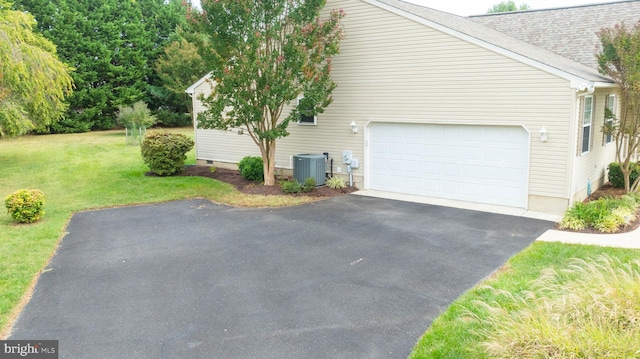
555 183 640 234
177 165 358 197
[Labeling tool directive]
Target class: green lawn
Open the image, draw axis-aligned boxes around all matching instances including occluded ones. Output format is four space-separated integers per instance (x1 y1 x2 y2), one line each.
0 128 314 337
409 241 640 358
3 129 640 354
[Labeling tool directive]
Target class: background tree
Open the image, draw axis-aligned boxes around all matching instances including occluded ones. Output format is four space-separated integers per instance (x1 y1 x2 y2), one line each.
597 22 640 193
138 0 193 127
155 29 209 117
488 1 530 13
13 0 188 132
0 0 73 137
192 0 345 186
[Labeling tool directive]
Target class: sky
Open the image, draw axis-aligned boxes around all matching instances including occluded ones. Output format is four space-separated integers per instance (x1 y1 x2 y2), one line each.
408 0 618 16
191 1 620 16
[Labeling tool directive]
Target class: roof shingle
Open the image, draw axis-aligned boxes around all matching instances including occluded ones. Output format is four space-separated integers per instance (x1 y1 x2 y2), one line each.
470 1 640 69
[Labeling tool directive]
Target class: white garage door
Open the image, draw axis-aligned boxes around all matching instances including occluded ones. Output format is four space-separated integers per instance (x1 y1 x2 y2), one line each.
368 123 529 208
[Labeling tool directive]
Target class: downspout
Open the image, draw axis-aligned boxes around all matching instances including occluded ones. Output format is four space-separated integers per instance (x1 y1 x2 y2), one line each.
567 91 579 208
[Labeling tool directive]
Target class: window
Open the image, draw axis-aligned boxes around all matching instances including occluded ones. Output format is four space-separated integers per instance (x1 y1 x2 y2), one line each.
297 96 316 125
604 94 616 145
581 95 593 154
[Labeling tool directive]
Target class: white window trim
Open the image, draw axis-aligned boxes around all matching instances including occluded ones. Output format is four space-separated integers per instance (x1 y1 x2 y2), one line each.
581 95 594 154
604 94 615 145
297 96 317 125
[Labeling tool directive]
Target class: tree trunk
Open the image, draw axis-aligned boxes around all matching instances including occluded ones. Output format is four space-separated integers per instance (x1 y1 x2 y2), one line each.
622 165 631 193
261 140 277 186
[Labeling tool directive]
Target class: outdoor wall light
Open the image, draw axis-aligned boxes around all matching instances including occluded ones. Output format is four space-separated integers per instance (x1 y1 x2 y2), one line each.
350 120 358 134
540 126 548 143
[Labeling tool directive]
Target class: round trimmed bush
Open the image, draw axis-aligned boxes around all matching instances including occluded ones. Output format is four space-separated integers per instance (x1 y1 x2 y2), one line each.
5 189 45 224
238 156 264 181
141 132 194 176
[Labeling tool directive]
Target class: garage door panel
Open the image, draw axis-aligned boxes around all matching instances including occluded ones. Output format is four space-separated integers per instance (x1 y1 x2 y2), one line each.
389 160 405 172
405 160 422 173
369 123 528 208
406 143 422 155
461 183 484 197
405 177 422 191
387 175 406 190
461 164 482 177
442 163 460 177
442 182 461 195
423 161 440 173
442 146 462 160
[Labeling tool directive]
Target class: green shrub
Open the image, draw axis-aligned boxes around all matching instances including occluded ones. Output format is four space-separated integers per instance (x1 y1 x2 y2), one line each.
140 132 194 176
302 177 316 192
326 176 346 189
238 156 264 182
5 189 45 224
472 255 640 358
608 162 640 188
281 180 302 193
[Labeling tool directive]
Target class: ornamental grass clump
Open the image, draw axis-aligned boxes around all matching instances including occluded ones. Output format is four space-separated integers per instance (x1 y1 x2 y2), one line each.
559 195 640 232
5 189 45 224
470 255 640 358
326 176 346 189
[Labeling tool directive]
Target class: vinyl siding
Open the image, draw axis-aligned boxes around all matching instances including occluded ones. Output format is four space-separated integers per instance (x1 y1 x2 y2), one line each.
329 0 574 199
192 0 583 207
571 89 619 200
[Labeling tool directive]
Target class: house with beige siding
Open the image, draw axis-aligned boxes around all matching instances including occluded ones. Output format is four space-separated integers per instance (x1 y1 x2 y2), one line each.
186 0 639 215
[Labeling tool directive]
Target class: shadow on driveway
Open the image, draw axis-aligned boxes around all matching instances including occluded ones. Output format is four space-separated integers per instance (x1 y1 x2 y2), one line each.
10 196 553 358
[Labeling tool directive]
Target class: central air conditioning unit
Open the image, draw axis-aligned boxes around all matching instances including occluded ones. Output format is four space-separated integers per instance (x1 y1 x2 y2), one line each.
293 154 326 186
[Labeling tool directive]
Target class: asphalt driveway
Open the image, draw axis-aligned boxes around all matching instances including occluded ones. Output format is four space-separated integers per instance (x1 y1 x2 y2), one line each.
10 196 553 358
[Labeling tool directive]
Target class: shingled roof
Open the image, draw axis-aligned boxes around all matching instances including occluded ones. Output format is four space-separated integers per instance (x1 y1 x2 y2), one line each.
470 1 640 70
373 0 614 84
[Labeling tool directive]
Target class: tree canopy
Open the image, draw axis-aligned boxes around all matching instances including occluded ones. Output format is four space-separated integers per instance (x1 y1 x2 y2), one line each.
0 0 73 137
488 1 530 13
597 22 640 192
12 0 188 132
192 0 345 186
155 29 209 116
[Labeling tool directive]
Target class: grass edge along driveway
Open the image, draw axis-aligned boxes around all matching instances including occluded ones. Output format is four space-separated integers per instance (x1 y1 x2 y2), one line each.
0 128 317 337
3 129 640 359
409 241 640 358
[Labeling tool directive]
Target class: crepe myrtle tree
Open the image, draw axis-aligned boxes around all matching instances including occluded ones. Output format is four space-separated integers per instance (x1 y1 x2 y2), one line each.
597 22 640 192
191 0 345 186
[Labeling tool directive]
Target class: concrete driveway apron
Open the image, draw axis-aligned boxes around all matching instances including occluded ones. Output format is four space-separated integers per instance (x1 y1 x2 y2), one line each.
9 196 553 358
